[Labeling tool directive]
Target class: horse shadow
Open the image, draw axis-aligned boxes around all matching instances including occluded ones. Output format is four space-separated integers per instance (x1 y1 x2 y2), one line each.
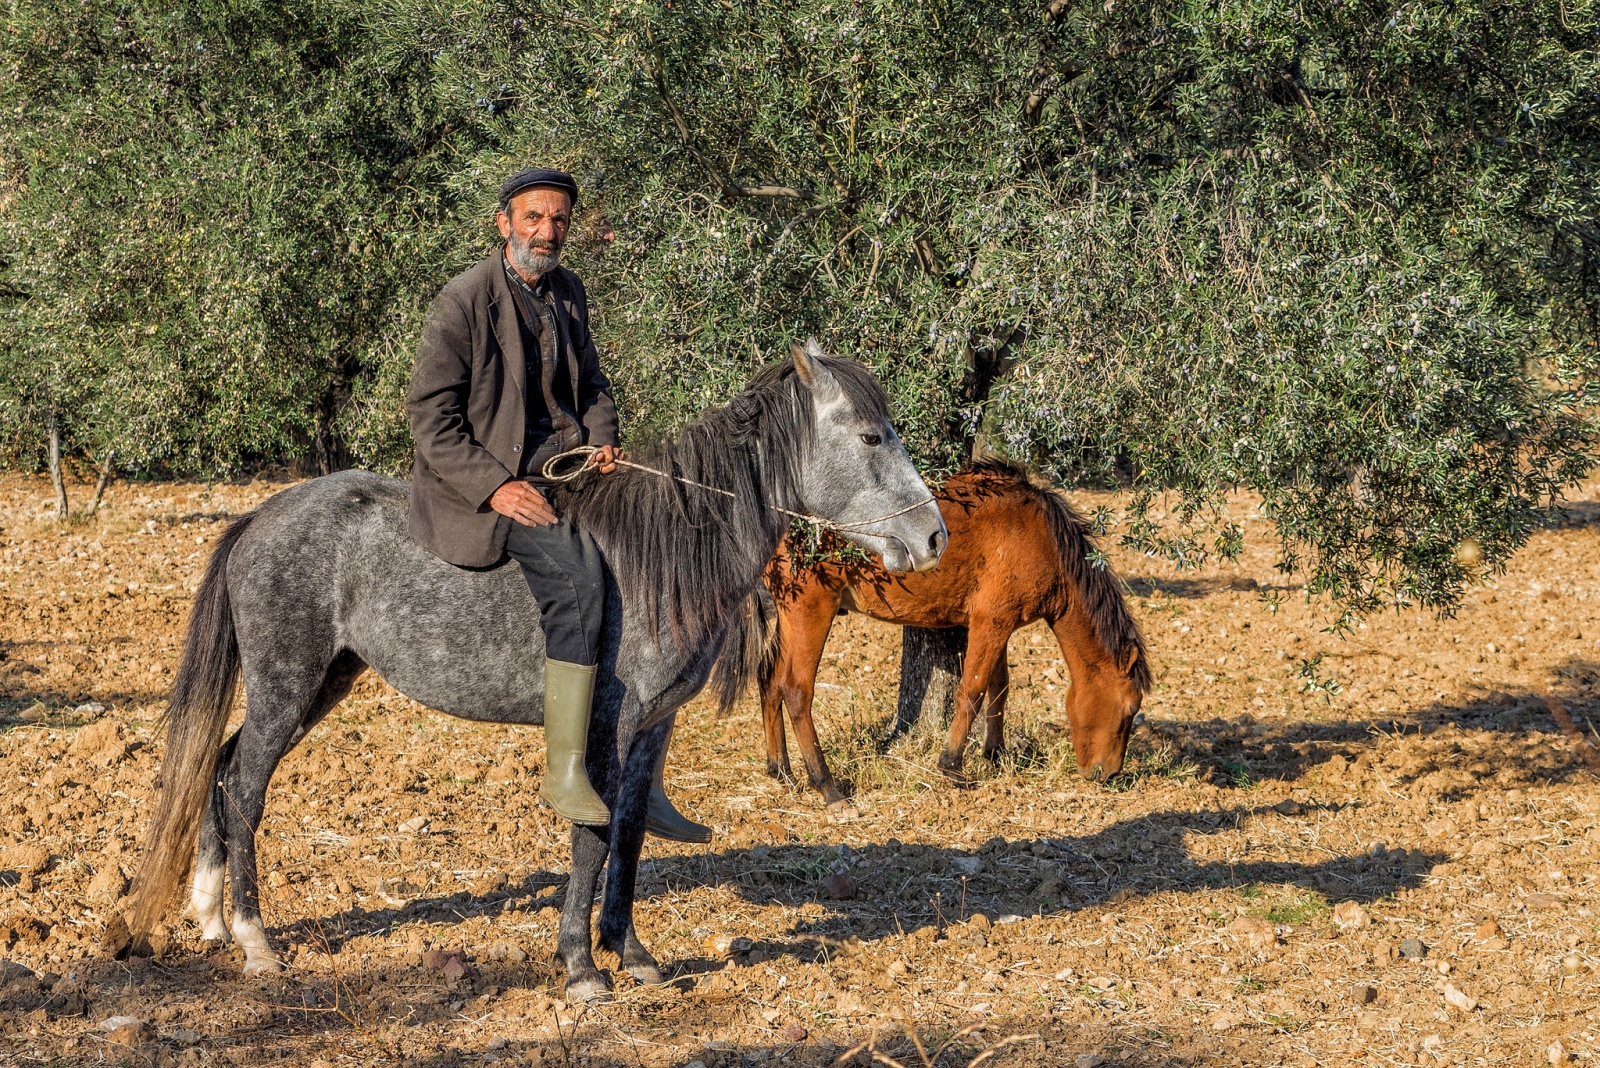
632 806 1445 959
267 866 576 954
243 800 1444 991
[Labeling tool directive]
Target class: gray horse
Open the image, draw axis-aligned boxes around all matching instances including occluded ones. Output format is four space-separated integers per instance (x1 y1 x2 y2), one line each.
126 342 946 1000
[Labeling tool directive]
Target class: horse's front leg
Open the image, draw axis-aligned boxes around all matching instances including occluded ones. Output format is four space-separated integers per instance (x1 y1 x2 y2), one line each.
597 718 668 984
557 823 611 1002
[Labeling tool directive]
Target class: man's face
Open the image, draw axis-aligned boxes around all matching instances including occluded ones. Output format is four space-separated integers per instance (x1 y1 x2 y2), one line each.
498 186 572 278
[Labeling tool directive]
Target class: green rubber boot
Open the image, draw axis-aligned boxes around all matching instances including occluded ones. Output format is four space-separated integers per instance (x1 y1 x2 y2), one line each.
539 660 611 826
646 722 713 843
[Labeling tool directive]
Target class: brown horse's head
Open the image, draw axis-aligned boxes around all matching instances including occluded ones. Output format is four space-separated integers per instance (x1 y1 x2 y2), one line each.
1053 618 1149 781
1062 645 1139 780
1026 476 1151 783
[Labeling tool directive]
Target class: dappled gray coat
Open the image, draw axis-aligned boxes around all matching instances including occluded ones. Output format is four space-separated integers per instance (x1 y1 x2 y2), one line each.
407 252 619 567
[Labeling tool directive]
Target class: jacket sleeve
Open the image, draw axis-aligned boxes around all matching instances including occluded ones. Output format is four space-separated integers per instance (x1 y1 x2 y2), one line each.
407 288 515 508
567 275 620 447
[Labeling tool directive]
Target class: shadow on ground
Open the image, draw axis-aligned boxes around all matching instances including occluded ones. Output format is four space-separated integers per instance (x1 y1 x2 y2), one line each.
1139 656 1600 792
0 965 1223 1068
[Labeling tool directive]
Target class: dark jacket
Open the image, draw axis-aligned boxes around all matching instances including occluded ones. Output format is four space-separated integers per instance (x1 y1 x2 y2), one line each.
408 252 619 567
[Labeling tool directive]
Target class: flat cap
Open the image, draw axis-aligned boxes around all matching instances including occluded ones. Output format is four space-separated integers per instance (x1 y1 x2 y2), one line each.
499 167 580 211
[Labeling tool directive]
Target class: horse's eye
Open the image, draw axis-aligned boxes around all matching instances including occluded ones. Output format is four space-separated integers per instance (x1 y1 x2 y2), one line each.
860 433 882 446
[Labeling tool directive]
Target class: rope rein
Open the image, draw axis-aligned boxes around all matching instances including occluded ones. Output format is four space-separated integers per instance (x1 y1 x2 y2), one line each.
540 445 935 538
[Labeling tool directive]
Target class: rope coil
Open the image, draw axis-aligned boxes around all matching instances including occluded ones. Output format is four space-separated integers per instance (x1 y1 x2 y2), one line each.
540 445 935 537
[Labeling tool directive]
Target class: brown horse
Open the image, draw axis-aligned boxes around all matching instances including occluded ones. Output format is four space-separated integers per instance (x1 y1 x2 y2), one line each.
758 461 1150 806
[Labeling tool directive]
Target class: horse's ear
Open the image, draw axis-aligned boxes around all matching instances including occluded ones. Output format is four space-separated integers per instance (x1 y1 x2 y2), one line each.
790 336 837 395
1120 645 1141 674
789 339 815 383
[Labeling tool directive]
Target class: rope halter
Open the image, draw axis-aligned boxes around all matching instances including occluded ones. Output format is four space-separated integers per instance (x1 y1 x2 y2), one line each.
539 446 936 538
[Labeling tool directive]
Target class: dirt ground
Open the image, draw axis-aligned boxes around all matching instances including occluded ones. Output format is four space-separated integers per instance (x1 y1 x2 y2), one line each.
1 469 1598 1068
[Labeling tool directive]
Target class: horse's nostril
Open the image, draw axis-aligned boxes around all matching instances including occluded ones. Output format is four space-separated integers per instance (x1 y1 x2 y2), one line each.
929 529 947 557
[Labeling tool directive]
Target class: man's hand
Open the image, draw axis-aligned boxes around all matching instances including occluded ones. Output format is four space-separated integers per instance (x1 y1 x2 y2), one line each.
490 480 558 527
592 444 626 474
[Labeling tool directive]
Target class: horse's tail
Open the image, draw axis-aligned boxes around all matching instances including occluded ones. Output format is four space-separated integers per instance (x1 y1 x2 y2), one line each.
1022 469 1151 693
711 584 779 716
127 511 254 939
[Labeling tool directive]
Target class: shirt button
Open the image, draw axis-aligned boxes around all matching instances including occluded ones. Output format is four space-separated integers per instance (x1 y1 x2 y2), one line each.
513 444 521 452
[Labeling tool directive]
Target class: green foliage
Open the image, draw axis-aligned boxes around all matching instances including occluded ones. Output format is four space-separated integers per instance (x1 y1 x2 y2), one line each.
0 1 471 474
1293 653 1342 697
1103 739 1200 790
1263 891 1331 926
3 0 1597 613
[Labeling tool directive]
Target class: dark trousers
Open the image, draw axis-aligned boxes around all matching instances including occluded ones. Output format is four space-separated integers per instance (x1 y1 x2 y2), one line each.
505 514 605 666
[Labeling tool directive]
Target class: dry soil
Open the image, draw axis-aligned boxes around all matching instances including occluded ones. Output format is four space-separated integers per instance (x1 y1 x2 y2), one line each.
1 471 1598 1068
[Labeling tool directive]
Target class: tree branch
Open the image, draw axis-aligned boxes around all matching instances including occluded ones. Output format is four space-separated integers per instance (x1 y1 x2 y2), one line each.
731 185 818 201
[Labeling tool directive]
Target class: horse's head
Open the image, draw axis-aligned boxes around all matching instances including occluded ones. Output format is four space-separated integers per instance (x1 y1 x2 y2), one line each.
1061 642 1147 782
788 339 946 573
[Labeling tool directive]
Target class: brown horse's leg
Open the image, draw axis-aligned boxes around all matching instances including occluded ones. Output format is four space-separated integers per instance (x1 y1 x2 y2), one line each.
937 620 1008 780
763 580 845 802
981 654 1011 761
787 686 848 806
761 655 794 784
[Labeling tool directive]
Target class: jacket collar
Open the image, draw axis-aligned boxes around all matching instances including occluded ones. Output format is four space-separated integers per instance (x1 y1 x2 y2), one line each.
485 250 528 402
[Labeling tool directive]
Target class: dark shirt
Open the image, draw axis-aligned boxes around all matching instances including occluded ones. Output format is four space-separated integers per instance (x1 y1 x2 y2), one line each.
502 257 576 478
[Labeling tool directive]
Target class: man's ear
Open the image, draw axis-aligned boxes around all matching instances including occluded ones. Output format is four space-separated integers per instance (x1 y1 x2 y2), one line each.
496 210 511 241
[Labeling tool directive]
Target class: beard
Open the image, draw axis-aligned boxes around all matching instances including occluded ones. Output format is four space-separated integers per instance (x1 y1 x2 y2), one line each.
508 230 562 277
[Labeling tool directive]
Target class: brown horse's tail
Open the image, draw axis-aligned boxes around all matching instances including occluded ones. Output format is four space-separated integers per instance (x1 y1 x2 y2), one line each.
126 511 254 939
1015 468 1150 693
711 584 779 716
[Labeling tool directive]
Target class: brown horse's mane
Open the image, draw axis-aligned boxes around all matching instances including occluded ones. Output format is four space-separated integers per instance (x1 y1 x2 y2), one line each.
959 459 1151 693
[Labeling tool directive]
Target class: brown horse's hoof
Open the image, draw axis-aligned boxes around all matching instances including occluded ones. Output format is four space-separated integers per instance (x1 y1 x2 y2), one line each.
825 799 860 823
937 758 974 787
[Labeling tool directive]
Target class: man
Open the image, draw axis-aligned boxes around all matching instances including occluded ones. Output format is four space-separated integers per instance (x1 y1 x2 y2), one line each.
407 167 708 842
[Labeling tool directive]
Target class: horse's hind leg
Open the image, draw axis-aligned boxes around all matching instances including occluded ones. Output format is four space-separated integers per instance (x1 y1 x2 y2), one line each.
187 732 238 942
598 721 668 985
981 654 1011 761
223 652 365 976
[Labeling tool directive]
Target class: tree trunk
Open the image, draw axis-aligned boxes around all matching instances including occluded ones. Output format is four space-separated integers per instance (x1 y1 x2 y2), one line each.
47 412 68 521
88 448 116 517
893 625 965 741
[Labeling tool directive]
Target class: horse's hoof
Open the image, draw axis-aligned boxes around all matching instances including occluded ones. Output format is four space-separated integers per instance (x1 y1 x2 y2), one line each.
825 800 860 823
938 762 974 787
624 960 666 985
241 954 285 978
566 973 612 1003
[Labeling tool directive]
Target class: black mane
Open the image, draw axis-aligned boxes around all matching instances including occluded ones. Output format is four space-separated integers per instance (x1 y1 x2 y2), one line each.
560 354 890 658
